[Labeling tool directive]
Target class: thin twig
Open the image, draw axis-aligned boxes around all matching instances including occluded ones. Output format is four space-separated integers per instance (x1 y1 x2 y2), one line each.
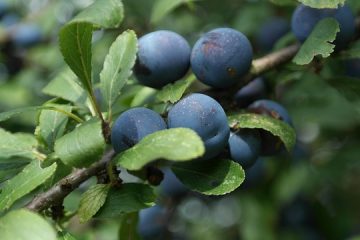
251 44 301 75
26 149 115 212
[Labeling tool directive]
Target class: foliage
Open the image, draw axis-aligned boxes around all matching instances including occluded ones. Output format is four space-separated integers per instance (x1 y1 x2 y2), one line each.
172 159 245 195
298 0 346 9
293 18 340 65
116 128 205 170
0 209 57 240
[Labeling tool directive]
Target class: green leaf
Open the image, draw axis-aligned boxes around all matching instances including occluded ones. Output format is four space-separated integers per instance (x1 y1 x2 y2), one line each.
100 30 138 116
293 18 340 65
274 163 310 204
116 128 205 171
118 212 141 240
78 184 110 223
59 0 124 94
0 170 21 184
284 71 360 128
59 22 93 93
42 67 90 106
341 40 360 59
172 159 245 195
151 0 200 24
228 113 296 152
348 0 360 12
233 4 273 37
43 161 72 190
0 161 57 211
96 183 156 218
0 160 29 171
38 104 72 150
0 159 30 183
0 128 37 159
0 209 57 240
70 0 124 28
298 0 346 8
130 87 157 107
326 76 360 101
0 82 32 109
156 74 196 103
0 106 77 123
54 120 105 167
0 106 43 122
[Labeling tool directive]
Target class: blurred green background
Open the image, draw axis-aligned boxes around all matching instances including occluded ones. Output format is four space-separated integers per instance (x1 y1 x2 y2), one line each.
1 0 360 239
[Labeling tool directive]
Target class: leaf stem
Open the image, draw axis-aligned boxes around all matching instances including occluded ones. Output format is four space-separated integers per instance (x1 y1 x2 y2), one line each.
48 107 84 123
88 89 112 142
89 89 105 121
32 149 47 161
